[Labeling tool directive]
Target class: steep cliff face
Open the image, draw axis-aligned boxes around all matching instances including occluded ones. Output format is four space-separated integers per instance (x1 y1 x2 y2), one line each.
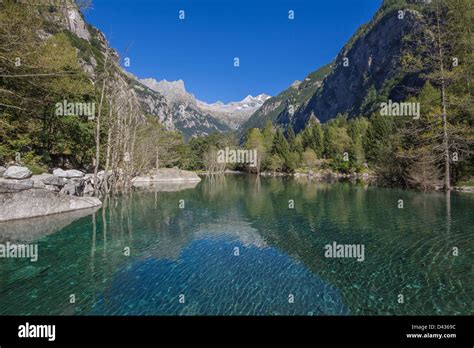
293 5 428 131
130 79 174 129
241 0 433 134
37 1 232 139
132 79 231 139
37 1 148 125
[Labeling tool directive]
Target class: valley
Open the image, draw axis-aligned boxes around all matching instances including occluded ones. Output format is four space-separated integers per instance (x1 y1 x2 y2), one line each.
0 0 472 324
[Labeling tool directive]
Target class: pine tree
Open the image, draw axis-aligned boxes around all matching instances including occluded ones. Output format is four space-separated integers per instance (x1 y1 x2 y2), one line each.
287 126 296 152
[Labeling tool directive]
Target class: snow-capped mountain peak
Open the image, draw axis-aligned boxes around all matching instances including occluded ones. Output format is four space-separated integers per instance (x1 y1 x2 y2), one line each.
139 76 270 130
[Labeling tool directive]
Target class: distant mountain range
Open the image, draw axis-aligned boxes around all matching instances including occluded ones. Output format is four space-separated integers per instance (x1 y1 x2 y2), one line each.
38 0 435 141
137 77 270 136
197 93 271 130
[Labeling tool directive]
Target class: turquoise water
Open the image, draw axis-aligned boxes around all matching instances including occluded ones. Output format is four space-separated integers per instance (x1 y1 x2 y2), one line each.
0 175 472 315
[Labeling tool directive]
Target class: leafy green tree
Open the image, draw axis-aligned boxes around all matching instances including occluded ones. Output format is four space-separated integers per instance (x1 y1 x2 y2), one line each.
268 154 284 175
245 128 266 173
293 133 304 154
302 148 318 172
348 117 369 169
324 122 351 159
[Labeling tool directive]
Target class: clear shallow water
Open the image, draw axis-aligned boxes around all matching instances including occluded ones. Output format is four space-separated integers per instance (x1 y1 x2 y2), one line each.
0 176 472 315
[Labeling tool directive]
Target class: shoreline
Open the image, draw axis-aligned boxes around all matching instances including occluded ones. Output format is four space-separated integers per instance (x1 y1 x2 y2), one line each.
1 166 472 223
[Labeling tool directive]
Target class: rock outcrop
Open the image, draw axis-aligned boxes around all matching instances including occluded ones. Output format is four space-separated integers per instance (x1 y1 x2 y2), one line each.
52 168 85 178
239 64 332 136
0 206 100 242
132 168 201 185
0 165 102 221
3 166 33 180
0 179 34 193
0 189 101 222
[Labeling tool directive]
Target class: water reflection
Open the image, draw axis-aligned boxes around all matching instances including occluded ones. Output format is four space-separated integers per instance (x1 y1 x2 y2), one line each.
0 176 472 315
0 207 100 242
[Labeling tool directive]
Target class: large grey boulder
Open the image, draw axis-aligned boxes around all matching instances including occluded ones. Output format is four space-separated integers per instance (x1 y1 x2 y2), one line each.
43 175 67 187
53 168 84 179
0 179 34 193
0 166 6 177
3 166 32 180
132 168 201 184
0 188 102 222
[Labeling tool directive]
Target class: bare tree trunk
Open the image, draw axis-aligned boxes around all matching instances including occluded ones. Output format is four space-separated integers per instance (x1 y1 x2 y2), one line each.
440 76 451 190
94 49 109 196
128 107 138 191
436 4 451 191
155 149 159 171
104 117 112 194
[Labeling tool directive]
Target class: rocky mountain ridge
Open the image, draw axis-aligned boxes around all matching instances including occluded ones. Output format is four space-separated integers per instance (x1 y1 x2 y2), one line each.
36 1 267 139
139 77 270 134
240 0 435 135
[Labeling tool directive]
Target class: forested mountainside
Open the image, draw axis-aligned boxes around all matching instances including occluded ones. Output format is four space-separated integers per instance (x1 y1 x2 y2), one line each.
1 0 136 170
239 63 332 136
238 0 473 189
291 0 437 131
0 0 472 192
0 0 232 175
244 0 460 133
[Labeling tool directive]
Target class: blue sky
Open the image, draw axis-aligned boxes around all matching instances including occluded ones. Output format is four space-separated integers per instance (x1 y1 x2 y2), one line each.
85 0 382 103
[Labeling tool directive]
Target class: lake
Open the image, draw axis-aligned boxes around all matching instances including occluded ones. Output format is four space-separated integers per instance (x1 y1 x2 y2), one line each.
0 175 472 315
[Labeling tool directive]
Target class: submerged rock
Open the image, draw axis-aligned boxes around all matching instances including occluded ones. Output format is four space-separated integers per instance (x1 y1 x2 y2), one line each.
3 166 32 180
454 186 474 193
0 188 101 222
132 181 200 192
0 206 100 242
